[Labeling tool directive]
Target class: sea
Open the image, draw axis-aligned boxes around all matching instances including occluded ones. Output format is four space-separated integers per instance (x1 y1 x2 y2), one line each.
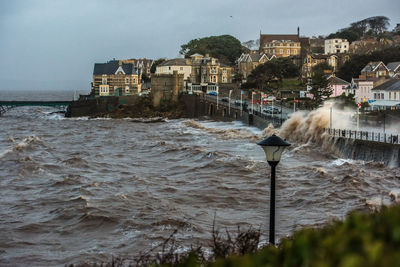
1 90 400 266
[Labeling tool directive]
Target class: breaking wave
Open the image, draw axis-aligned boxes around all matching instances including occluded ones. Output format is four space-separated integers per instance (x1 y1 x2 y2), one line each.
0 136 41 159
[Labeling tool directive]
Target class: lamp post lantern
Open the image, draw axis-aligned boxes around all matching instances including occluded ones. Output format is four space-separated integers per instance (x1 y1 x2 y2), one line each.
257 134 290 245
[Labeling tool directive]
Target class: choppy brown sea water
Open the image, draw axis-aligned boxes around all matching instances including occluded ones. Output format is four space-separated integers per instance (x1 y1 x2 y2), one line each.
1 91 400 266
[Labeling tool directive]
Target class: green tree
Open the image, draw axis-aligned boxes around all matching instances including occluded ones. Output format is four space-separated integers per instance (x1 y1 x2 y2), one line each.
150 58 166 74
232 73 244 84
312 62 333 73
179 35 245 65
337 46 400 81
328 28 361 43
243 58 300 91
327 16 390 42
309 68 331 108
242 40 255 50
366 16 390 34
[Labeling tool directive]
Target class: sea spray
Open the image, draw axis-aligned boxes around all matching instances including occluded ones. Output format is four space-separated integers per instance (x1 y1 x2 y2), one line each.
262 104 360 154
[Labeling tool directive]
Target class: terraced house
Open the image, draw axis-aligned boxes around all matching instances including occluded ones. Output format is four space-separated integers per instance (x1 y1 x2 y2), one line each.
237 51 275 79
91 60 142 97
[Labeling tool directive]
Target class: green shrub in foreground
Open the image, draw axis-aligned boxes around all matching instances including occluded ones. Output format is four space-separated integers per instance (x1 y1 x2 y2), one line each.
177 205 400 267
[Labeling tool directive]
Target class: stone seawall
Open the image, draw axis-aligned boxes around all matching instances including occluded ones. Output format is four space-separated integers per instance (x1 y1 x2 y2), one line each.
66 96 141 117
333 137 400 167
182 95 400 167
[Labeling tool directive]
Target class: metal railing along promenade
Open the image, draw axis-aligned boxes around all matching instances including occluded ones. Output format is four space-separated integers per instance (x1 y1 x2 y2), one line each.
202 94 287 126
325 128 400 144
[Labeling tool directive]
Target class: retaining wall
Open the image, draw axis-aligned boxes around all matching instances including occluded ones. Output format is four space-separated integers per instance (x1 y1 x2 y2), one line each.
182 95 400 166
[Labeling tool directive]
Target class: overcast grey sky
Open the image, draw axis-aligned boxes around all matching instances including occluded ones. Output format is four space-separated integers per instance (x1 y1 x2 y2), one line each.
0 0 399 91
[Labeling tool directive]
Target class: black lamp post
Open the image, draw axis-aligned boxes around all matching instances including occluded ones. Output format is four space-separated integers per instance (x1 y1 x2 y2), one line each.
257 134 291 245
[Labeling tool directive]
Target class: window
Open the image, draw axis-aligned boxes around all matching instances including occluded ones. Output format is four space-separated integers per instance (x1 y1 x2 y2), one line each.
133 78 136 84
102 78 107 85
287 49 290 55
169 67 171 70
180 67 183 70
125 86 129 93
125 78 129 84
280 49 283 54
389 92 391 100
280 43 283 46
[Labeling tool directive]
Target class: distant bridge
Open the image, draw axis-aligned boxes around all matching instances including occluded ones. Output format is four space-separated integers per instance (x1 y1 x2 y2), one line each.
0 101 72 116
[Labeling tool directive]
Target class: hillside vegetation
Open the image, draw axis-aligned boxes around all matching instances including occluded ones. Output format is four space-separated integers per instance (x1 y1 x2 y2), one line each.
337 46 400 82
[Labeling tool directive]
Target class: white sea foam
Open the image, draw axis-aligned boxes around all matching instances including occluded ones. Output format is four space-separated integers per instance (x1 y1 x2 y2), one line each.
389 189 400 202
330 158 360 166
365 196 391 211
0 136 40 159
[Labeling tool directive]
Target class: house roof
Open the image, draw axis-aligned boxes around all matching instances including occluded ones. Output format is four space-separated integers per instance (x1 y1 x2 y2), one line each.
312 54 329 59
93 60 139 75
361 61 388 73
328 75 350 85
124 58 154 67
260 34 300 44
220 63 232 68
249 53 262 61
190 53 203 57
260 34 309 49
371 78 400 91
386 62 400 72
351 77 379 84
159 58 188 66
369 100 400 107
238 52 273 63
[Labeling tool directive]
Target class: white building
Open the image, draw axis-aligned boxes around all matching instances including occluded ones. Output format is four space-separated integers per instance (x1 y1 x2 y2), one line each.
155 58 192 80
324 39 349 54
370 78 400 110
